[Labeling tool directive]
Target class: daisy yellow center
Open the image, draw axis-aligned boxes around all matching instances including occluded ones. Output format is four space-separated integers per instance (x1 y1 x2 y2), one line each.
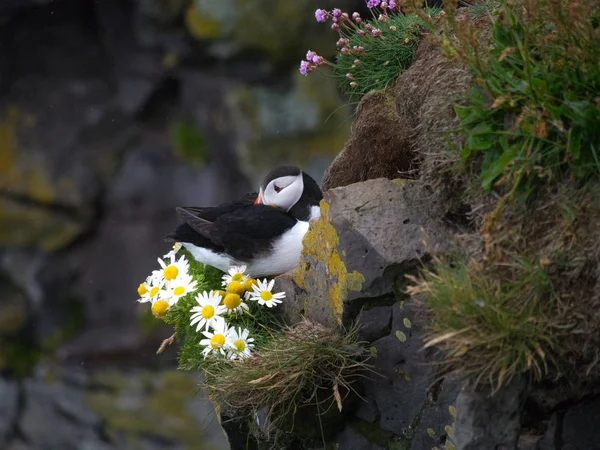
231 273 244 282
260 290 273 301
201 305 215 319
233 339 246 352
173 286 185 296
210 334 225 349
227 281 245 296
151 300 169 317
224 293 241 310
137 283 147 296
164 265 178 280
243 278 257 291
149 286 160 298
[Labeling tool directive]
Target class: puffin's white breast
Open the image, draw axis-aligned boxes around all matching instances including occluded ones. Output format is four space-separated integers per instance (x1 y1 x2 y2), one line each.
246 220 310 277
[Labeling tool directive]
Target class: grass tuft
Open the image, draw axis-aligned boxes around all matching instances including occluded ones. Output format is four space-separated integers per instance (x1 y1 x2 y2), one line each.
201 320 372 436
334 12 437 99
409 253 561 390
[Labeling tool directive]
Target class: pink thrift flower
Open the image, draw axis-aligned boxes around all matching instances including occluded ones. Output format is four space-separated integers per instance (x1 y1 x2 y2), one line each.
299 60 312 75
312 55 324 65
367 0 381 8
389 0 396 8
315 9 328 22
332 8 342 17
372 28 382 37
378 14 387 22
354 59 361 65
336 38 349 48
357 29 366 36
306 50 317 61
346 73 353 80
365 24 374 31
341 47 349 54
331 23 340 31
350 81 358 88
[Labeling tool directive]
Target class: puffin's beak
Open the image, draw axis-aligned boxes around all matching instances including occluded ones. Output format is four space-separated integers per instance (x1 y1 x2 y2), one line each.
254 191 263 205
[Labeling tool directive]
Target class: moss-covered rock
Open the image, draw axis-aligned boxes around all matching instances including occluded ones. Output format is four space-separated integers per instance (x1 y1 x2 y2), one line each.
291 178 448 328
86 370 228 449
0 197 84 252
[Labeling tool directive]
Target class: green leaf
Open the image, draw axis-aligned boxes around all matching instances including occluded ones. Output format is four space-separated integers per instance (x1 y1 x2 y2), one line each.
481 144 519 190
466 124 496 151
567 127 583 160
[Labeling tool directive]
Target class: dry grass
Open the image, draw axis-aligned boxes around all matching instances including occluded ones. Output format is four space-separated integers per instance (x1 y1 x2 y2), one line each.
201 320 372 439
410 184 600 390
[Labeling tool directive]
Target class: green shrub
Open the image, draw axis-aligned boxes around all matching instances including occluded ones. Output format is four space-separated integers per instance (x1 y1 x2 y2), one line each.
449 0 600 200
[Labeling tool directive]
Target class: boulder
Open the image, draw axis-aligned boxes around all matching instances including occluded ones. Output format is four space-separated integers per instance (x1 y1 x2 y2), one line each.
292 178 448 328
452 377 526 450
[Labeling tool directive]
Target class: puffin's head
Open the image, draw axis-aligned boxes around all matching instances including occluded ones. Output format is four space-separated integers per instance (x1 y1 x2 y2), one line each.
255 166 323 221
255 166 304 212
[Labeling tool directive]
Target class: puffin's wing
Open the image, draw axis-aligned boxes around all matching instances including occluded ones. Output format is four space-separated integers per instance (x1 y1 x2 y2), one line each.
176 207 216 238
208 205 298 260
178 192 258 222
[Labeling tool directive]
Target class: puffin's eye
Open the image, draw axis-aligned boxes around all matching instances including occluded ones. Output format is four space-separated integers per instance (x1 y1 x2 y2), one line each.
274 185 282 193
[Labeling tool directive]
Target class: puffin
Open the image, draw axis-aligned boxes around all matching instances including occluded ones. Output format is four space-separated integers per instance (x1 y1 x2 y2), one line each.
165 166 323 277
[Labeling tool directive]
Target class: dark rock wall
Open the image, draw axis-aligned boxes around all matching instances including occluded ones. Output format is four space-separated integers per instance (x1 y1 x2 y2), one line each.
0 1 355 448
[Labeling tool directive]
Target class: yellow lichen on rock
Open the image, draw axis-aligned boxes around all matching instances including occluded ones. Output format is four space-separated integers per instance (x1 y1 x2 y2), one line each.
184 3 222 40
295 200 364 325
0 197 82 252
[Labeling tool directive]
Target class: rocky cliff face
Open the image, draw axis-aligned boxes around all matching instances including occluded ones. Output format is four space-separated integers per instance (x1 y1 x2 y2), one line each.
220 25 600 450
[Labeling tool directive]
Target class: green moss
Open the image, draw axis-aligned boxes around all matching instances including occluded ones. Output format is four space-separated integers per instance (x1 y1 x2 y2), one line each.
351 420 412 450
0 198 83 251
41 293 85 352
184 3 223 39
87 370 214 449
0 339 41 378
170 121 208 167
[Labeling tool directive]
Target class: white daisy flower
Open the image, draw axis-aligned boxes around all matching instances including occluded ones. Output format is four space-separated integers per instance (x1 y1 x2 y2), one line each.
222 292 249 315
248 279 285 308
226 327 254 360
149 296 171 318
164 273 198 303
157 254 190 282
163 241 182 260
138 277 164 303
190 291 226 332
200 322 232 358
221 265 248 286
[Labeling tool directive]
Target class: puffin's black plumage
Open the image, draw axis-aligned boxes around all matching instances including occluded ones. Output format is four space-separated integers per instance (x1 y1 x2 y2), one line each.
175 204 298 261
165 166 323 276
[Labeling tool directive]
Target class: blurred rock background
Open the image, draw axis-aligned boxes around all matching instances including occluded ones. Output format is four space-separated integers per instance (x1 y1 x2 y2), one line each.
0 0 357 448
